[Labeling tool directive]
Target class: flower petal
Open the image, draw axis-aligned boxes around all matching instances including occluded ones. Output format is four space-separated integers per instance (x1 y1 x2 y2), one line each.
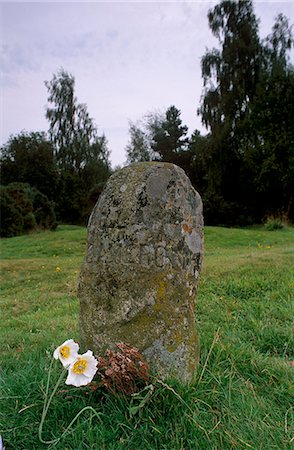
53 339 79 367
65 351 98 386
53 346 60 360
65 371 91 387
79 352 98 377
83 363 98 378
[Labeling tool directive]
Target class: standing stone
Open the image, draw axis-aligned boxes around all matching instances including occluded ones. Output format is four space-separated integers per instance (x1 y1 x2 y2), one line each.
78 162 204 382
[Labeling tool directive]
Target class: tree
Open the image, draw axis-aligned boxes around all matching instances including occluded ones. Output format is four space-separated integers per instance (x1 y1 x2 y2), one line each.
265 13 293 66
199 0 261 134
54 137 111 225
45 68 112 224
0 131 58 200
188 130 210 193
198 0 264 224
45 68 110 173
198 2 294 224
45 69 76 169
150 106 189 161
126 121 152 164
242 14 294 220
125 106 188 164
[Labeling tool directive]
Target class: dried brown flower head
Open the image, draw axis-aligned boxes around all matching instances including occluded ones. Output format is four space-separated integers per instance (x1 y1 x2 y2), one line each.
97 343 150 395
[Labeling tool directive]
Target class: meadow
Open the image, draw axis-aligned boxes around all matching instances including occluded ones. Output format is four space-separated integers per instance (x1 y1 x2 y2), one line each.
0 225 293 449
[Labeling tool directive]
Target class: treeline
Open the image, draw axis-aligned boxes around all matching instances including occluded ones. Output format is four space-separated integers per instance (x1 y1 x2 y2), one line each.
1 0 293 237
125 1 294 226
1 70 112 237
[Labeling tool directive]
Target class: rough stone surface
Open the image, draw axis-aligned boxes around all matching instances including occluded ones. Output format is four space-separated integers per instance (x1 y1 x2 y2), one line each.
78 162 204 382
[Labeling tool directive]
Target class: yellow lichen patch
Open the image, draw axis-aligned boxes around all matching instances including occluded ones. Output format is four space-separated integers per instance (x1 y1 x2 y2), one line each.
156 279 166 302
166 328 184 353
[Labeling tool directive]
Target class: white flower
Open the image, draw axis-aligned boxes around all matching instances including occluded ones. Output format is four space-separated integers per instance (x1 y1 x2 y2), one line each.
53 339 79 368
65 350 98 387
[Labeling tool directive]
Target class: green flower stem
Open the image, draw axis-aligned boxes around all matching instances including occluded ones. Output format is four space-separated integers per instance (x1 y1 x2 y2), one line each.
38 359 67 445
51 406 102 447
38 357 103 446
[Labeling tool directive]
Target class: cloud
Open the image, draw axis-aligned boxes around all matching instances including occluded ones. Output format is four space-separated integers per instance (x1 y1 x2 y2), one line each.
1 1 293 166
0 43 41 83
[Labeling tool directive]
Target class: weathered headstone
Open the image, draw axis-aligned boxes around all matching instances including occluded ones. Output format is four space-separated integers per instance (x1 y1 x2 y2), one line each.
78 162 204 381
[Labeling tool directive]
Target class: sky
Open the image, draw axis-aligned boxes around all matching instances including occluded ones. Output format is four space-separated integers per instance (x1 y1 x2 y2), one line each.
1 1 293 167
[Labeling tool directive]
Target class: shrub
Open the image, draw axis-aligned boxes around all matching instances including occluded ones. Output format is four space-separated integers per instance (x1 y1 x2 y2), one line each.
23 211 37 231
0 183 57 238
264 215 287 231
0 186 24 237
30 189 57 230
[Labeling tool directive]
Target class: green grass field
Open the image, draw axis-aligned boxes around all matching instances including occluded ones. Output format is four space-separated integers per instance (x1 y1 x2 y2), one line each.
0 225 293 449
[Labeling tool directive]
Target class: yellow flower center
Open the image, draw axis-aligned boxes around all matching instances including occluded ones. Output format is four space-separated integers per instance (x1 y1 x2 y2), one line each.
60 345 70 358
73 359 87 374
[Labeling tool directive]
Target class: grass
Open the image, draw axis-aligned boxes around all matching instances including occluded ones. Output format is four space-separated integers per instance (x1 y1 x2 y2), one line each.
0 224 293 449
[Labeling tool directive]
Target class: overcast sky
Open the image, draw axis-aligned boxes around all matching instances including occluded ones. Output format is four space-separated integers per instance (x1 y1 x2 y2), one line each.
1 1 293 167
